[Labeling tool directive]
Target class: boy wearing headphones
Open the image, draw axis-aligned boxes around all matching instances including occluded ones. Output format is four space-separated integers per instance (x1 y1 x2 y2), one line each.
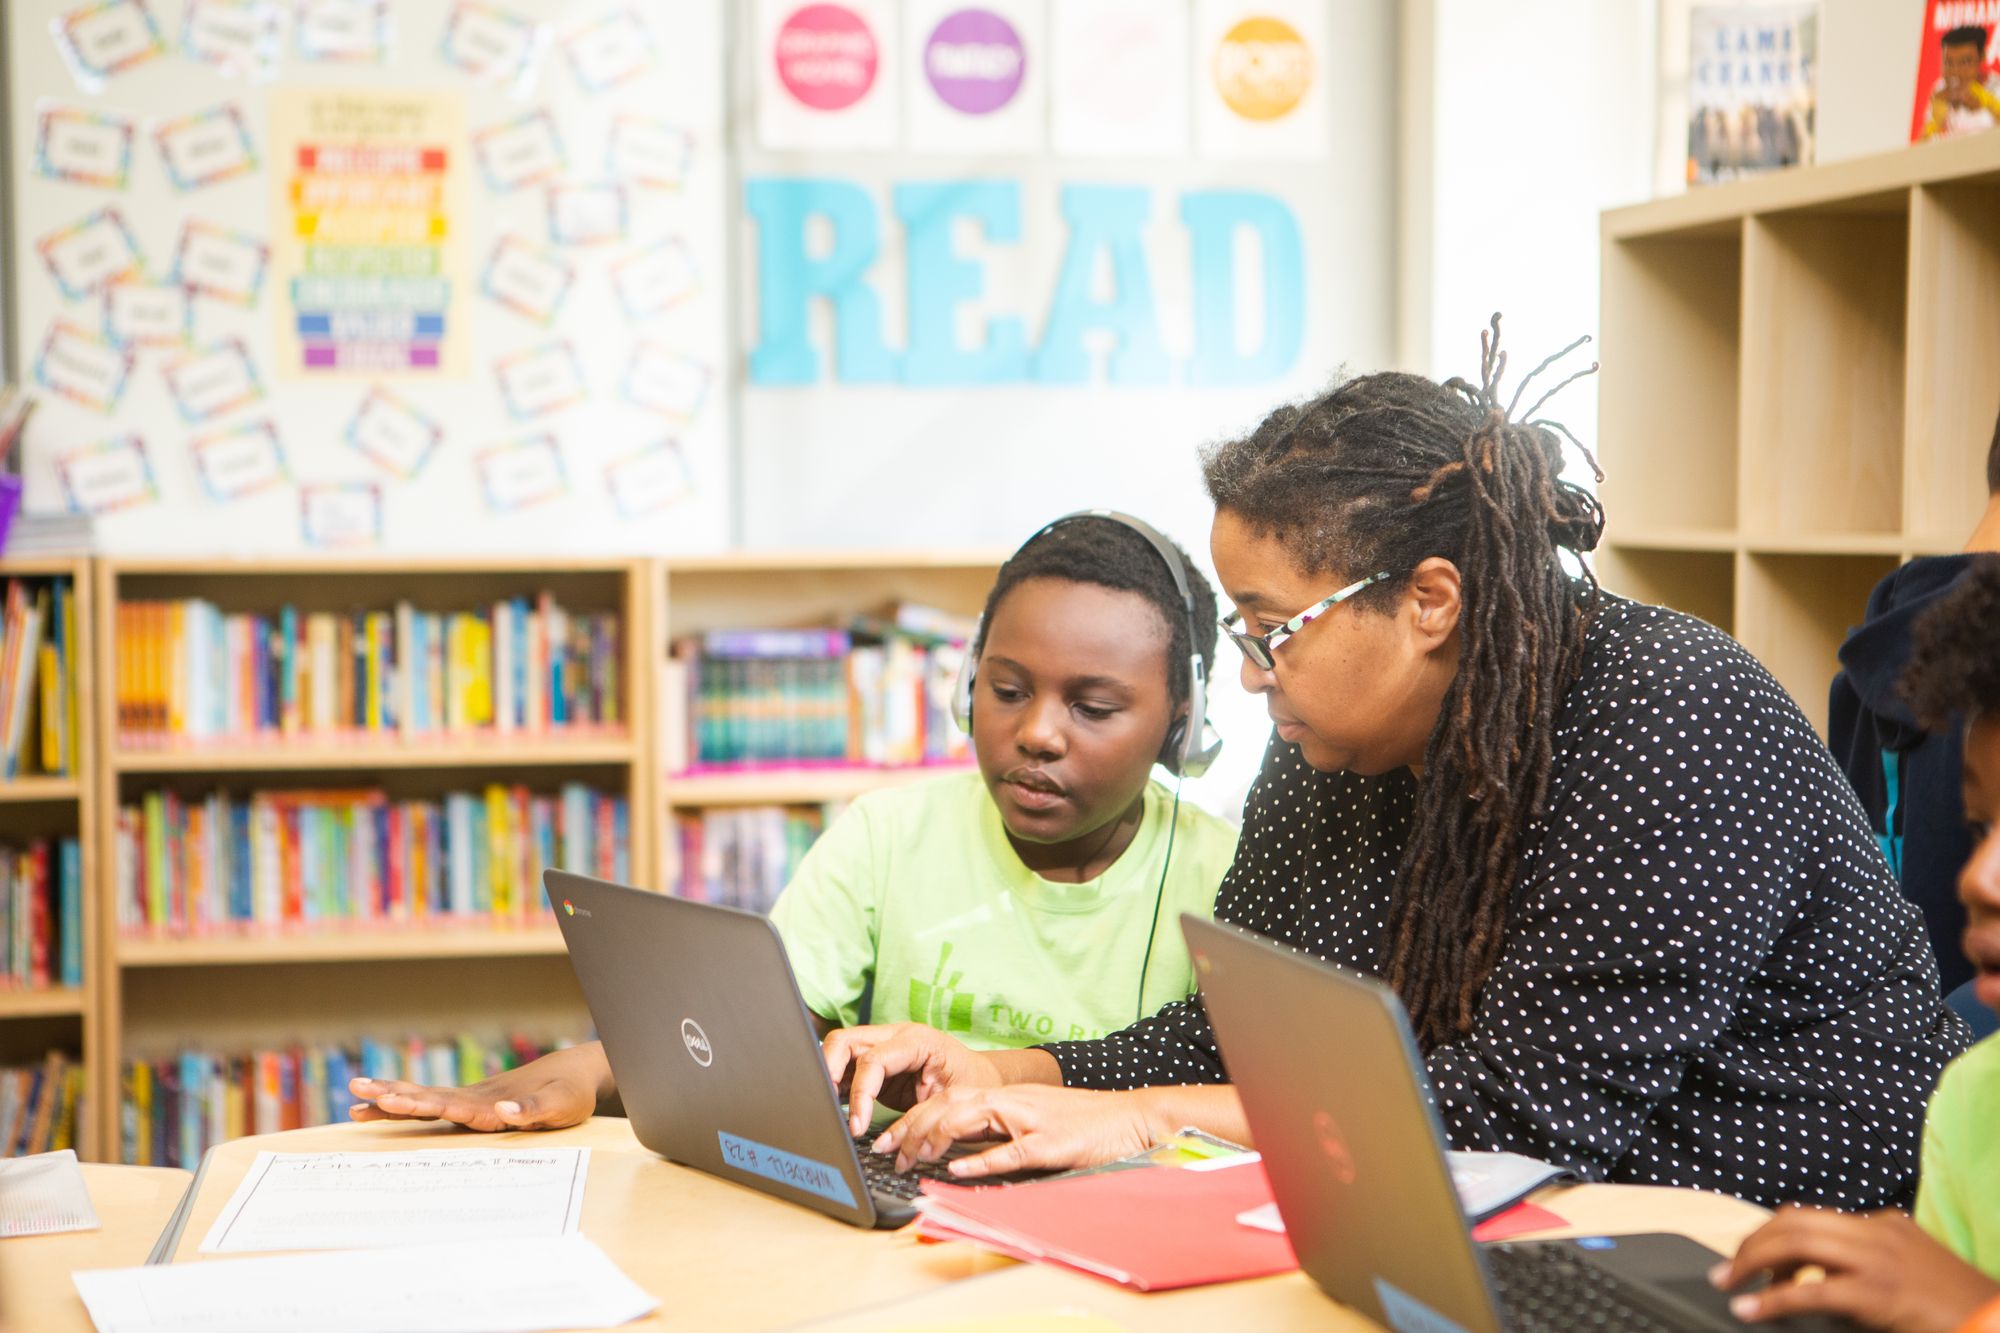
348 514 1239 1131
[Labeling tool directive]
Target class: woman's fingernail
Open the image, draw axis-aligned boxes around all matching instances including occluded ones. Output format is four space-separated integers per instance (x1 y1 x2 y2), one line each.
871 1132 891 1152
1708 1262 1728 1287
1730 1295 1758 1320
495 1101 521 1116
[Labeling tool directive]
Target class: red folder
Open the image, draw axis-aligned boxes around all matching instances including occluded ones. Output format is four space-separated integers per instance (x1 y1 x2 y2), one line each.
915 1157 1297 1292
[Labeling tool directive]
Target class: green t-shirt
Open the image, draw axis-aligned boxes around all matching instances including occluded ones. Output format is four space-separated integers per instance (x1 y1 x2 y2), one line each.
768 770 1237 1050
1916 1030 2000 1275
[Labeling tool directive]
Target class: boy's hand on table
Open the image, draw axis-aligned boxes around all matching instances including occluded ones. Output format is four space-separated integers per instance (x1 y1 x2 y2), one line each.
1714 1205 2000 1332
348 1044 607 1132
822 1023 1001 1135
873 1084 1164 1178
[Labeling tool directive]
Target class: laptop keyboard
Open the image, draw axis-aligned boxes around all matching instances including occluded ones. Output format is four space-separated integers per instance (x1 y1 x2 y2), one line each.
1486 1243 1687 1332
851 1135 960 1202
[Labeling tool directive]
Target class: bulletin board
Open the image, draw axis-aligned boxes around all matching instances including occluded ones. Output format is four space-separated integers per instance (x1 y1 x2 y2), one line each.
3 0 730 554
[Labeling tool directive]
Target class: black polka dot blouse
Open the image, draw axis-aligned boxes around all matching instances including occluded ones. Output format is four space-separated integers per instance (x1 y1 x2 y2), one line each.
1044 596 1971 1210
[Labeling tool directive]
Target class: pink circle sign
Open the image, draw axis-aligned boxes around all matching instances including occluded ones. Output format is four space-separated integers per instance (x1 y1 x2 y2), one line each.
775 4 879 111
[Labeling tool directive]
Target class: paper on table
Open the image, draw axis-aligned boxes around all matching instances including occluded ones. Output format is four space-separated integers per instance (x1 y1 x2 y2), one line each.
0 1149 101 1236
74 1234 656 1333
199 1148 589 1253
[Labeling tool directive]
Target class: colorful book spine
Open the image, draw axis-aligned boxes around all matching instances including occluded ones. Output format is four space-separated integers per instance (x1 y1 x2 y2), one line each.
0 1051 83 1160
668 803 837 914
0 837 84 992
113 594 622 744
0 577 77 779
114 784 628 937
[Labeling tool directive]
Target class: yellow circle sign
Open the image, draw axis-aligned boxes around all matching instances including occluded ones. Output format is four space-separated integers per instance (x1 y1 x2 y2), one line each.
1214 16 1313 122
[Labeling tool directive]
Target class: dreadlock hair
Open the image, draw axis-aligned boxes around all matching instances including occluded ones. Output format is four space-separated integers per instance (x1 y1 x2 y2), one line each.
1987 400 1999 495
973 515 1220 716
1200 315 1606 1050
1902 555 2000 730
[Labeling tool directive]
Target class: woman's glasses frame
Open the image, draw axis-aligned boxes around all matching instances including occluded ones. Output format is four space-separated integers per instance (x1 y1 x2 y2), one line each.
1219 571 1394 670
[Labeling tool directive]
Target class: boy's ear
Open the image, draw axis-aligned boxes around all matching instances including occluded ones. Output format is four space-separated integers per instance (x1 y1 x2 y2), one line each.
1406 557 1464 648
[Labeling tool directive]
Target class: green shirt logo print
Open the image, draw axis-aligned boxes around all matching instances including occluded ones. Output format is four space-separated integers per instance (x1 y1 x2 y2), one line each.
909 941 976 1032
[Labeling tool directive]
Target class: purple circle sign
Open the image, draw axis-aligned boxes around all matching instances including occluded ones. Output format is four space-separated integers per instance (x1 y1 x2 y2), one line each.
924 8 1026 116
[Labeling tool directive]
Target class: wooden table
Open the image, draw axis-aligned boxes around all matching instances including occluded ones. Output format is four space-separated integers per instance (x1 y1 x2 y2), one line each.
0 1163 191 1332
19 1118 1780 1331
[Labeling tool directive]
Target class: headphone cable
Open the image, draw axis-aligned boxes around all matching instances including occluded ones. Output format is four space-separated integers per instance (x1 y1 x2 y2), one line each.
1133 771 1183 1024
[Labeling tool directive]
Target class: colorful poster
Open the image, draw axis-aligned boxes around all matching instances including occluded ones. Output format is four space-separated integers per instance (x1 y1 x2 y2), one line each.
1193 0 1330 160
903 0 1045 154
34 320 135 412
439 2 545 90
295 0 389 62
562 7 655 92
1911 1 1995 142
476 433 567 510
57 435 158 513
154 102 260 191
1688 5 1817 182
1050 0 1189 157
172 219 269 307
35 104 136 188
622 345 711 422
546 183 627 246
480 235 574 326
605 116 692 188
35 206 143 299
609 239 698 320
103 280 194 347
190 419 289 499
300 481 383 545
493 341 586 418
346 385 443 477
270 89 469 377
51 0 167 89
472 109 566 191
180 0 282 77
604 439 694 518
757 0 901 150
163 339 264 422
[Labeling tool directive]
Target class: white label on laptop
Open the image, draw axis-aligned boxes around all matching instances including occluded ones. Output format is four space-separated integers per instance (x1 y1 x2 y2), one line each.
1373 1277 1477 1333
716 1131 854 1208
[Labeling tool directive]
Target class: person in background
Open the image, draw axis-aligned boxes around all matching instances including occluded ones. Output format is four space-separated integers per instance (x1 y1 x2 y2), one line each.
346 515 1239 1130
1830 404 2000 1035
1919 25 2000 141
1720 555 2000 1332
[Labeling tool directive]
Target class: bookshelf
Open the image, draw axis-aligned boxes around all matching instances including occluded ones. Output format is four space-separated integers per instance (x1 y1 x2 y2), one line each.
0 556 94 1160
92 556 650 1163
1597 131 2000 734
653 549 1007 901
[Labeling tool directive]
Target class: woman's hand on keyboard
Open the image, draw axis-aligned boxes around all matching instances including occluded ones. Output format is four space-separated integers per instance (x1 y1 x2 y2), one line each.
1714 1205 2000 1331
823 1023 1001 1135
347 1042 612 1132
873 1084 1166 1178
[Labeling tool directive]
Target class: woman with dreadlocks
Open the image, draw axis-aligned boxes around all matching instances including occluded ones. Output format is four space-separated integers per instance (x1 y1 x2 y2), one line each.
828 320 1969 1210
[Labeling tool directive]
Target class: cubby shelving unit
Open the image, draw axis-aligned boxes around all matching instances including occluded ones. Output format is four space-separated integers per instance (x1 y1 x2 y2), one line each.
1597 131 2000 734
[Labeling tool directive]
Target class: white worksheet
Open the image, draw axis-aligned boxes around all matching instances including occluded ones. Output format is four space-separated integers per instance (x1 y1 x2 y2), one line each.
74 1234 655 1333
198 1148 590 1253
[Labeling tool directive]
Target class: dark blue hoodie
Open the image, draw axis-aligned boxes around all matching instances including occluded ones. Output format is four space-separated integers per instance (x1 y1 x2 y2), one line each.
1828 555 1975 994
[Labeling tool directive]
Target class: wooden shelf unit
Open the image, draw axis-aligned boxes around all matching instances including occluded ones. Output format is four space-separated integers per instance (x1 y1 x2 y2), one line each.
652 550 1007 894
0 558 97 1160
92 556 652 1162
1597 132 2000 735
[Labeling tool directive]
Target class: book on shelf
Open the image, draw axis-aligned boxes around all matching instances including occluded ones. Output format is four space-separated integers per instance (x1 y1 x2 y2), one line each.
120 1031 578 1168
113 783 629 937
1911 1 1999 142
667 803 837 914
1685 4 1818 186
0 576 79 779
1 838 83 991
666 606 970 772
0 1051 85 1159
114 593 622 745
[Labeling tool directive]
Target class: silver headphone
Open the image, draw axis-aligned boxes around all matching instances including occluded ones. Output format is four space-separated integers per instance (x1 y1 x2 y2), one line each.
950 509 1223 778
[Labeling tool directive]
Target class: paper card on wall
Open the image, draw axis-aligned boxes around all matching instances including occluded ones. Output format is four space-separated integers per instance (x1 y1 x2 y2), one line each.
604 438 694 518
154 103 260 192
757 0 902 151
36 207 144 301
34 321 135 413
345 385 442 477
545 184 627 247
480 236 574 326
439 2 546 91
561 7 654 92
300 481 382 546
180 0 283 78
103 281 194 348
608 239 698 321
476 434 567 511
472 110 566 192
35 104 136 188
171 220 268 307
164 340 265 422
621 344 710 421
493 342 586 419
1049 0 1190 156
903 0 1047 154
1192 0 1328 160
191 419 289 500
50 0 167 90
296 0 389 62
57 435 158 513
605 116 692 189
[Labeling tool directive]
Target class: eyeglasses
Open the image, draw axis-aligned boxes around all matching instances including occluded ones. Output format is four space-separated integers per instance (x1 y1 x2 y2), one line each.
1219 571 1393 670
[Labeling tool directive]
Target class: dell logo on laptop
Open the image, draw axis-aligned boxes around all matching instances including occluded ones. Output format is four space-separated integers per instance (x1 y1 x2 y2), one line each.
681 1018 713 1067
